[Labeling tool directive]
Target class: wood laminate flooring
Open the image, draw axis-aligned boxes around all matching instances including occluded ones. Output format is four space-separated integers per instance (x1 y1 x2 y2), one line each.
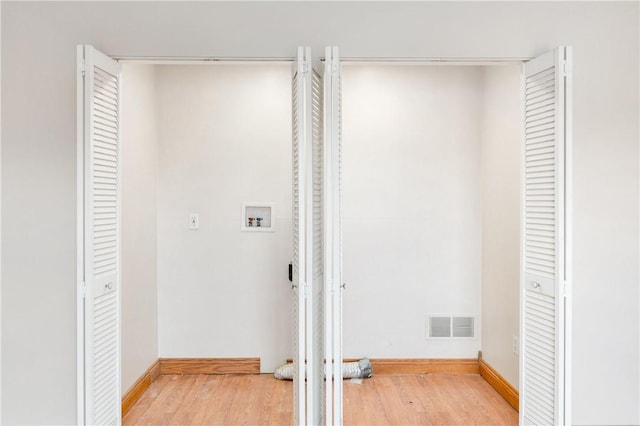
123 373 518 425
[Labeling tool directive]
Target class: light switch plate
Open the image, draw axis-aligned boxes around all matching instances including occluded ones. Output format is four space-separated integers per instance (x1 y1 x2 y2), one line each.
189 213 199 230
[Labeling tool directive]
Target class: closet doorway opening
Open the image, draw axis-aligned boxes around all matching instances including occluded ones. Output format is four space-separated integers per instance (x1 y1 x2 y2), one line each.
341 61 522 423
119 59 295 382
77 46 297 425
339 51 571 426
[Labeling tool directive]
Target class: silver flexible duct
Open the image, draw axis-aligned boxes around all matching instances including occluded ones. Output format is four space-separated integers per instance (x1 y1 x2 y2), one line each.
274 358 372 380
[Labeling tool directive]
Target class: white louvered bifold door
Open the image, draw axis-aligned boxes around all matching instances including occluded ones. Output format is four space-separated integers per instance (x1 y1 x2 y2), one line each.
78 45 122 426
521 46 572 426
292 46 316 426
323 46 344 426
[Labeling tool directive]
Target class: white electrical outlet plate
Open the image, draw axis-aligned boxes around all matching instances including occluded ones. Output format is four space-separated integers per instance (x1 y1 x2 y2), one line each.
189 213 199 230
513 335 519 355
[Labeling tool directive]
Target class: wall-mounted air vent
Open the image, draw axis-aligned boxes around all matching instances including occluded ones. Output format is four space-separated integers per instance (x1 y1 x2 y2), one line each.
426 315 476 339
429 316 452 337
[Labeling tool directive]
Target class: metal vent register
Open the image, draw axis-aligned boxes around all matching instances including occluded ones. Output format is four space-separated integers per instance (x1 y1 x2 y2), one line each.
427 316 475 338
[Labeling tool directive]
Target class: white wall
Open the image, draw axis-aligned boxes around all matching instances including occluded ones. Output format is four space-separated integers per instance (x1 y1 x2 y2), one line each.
120 63 159 393
155 64 292 373
342 65 483 358
479 65 522 389
1 2 637 424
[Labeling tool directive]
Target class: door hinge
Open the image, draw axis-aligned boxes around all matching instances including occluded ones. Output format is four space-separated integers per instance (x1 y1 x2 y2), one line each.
562 60 571 77
298 53 310 74
81 60 86 77
562 281 570 297
80 281 86 299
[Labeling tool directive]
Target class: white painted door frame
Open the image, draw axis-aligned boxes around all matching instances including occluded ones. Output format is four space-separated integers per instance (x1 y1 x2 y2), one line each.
337 50 572 426
76 48 302 426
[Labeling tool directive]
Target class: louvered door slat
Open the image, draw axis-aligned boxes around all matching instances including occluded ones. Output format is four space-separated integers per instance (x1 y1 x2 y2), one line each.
521 47 571 426
80 45 121 426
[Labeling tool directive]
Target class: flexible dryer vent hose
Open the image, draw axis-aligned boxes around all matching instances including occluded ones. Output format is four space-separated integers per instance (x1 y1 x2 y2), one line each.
274 358 372 380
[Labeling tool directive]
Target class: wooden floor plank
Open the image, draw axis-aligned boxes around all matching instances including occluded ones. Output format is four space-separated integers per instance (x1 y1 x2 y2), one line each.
166 374 212 425
123 373 518 425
